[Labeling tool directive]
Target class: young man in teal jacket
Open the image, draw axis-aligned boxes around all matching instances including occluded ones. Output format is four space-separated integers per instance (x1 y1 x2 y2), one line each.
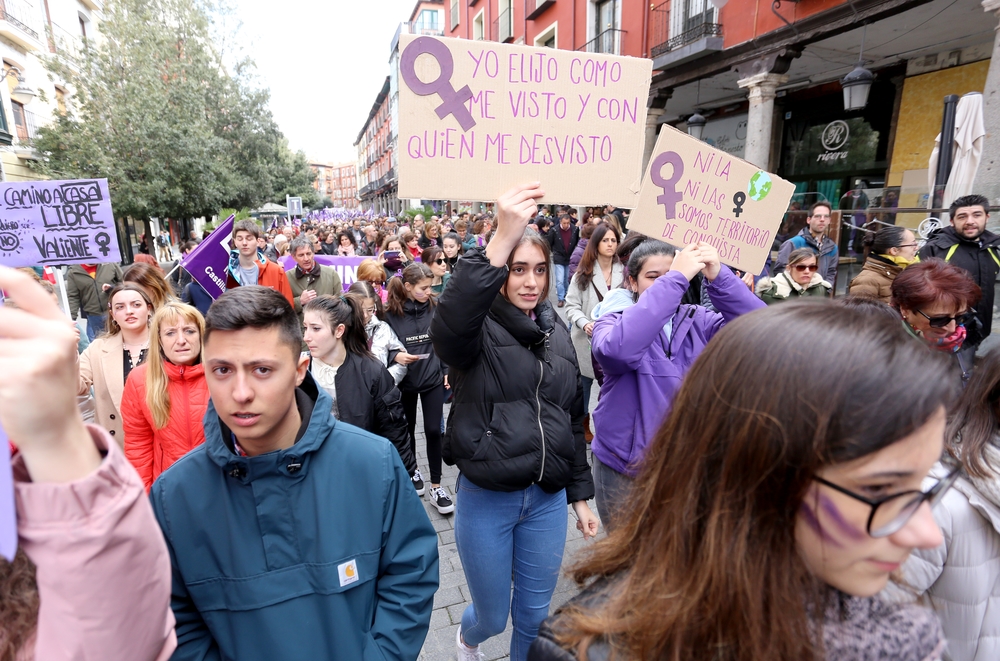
149 286 438 661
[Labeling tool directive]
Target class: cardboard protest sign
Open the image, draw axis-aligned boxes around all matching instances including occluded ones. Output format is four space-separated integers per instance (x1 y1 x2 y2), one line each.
0 179 120 268
396 34 652 207
628 125 795 274
180 215 235 299
280 254 386 291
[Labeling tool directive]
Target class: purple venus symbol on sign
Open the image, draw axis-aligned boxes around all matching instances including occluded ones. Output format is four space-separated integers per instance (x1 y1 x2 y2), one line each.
400 37 476 132
650 151 684 220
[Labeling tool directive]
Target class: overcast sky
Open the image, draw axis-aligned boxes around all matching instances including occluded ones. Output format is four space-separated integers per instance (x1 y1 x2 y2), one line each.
229 0 418 165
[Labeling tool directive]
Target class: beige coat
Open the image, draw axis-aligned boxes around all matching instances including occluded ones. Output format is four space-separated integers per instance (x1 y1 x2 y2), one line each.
564 262 624 380
78 334 128 446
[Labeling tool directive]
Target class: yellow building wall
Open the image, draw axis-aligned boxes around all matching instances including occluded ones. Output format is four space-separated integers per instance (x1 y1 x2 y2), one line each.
888 60 990 186
1 152 44 182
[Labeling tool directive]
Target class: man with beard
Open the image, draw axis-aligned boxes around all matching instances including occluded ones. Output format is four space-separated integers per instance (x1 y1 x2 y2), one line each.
920 194 1000 350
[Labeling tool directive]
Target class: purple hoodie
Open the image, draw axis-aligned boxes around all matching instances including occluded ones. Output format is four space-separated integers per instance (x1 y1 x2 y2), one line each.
590 267 765 476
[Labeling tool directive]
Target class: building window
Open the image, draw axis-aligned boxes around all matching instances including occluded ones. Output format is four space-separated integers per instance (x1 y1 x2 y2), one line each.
450 0 459 30
534 22 557 49
671 0 716 38
55 87 67 115
473 9 484 40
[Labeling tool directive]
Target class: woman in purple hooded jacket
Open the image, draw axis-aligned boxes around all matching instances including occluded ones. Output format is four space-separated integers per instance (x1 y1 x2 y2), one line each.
590 239 765 530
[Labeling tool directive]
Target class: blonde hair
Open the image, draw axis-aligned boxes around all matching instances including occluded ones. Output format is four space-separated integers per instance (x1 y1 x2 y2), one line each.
146 301 205 429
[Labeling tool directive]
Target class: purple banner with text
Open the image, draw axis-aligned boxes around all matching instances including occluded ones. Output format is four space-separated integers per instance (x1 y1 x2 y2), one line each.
280 254 368 291
0 179 120 268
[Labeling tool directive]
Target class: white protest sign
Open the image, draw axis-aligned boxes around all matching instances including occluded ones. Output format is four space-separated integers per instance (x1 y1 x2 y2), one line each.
628 124 795 274
397 34 652 207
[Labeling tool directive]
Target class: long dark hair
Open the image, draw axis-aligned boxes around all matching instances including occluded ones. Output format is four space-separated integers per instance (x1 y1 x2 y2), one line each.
863 224 909 257
575 223 620 290
303 294 372 358
385 263 433 316
947 347 1000 478
557 302 957 660
348 280 385 321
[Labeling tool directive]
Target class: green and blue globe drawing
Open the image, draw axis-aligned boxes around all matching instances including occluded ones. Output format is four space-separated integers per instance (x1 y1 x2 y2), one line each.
748 171 772 202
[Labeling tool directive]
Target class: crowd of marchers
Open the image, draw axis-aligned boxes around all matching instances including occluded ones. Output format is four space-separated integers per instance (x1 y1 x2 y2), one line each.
3 190 1000 661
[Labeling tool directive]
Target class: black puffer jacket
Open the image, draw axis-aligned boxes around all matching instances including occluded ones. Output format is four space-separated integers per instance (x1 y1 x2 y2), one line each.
311 351 417 475
430 249 594 502
384 299 445 393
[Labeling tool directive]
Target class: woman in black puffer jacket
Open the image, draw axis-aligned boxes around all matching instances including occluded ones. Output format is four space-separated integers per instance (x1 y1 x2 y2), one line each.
431 183 598 661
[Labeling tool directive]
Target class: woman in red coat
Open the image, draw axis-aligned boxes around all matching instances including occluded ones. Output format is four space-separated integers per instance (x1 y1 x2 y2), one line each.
122 300 210 491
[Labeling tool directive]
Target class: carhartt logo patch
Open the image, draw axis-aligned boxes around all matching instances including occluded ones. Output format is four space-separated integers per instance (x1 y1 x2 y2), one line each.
338 559 359 587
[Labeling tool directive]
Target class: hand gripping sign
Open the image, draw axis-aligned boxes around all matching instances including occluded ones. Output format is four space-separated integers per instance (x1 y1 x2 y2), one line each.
396 33 652 207
628 124 795 275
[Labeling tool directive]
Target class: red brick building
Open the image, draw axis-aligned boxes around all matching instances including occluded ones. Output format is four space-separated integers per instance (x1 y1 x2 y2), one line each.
310 161 359 209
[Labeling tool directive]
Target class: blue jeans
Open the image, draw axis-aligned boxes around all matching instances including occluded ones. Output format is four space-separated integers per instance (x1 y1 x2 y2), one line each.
455 474 567 661
85 313 106 341
592 454 633 534
553 263 569 302
581 376 593 415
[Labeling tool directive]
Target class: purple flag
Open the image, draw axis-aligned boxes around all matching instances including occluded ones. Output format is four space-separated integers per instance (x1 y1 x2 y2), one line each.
180 214 235 300
0 288 14 561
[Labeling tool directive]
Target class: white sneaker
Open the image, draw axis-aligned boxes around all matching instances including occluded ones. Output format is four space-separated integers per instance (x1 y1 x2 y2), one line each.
428 485 455 514
411 469 425 496
456 626 484 661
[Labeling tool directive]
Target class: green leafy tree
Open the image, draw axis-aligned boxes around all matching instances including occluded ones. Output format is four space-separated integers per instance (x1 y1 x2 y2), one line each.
32 0 288 222
270 142 319 209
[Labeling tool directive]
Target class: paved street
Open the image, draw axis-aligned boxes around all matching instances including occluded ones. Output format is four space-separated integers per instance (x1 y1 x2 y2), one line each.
411 403 601 661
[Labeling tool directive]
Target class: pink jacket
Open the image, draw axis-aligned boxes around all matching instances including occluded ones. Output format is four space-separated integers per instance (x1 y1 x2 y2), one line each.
13 425 177 661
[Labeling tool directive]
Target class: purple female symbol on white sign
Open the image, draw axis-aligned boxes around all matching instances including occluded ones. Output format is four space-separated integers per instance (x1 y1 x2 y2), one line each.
400 36 476 132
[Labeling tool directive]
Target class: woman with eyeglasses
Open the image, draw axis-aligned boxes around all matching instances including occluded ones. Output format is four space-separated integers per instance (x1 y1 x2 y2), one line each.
849 225 920 304
893 347 1000 661
530 302 958 661
757 248 832 304
422 245 451 295
891 258 980 383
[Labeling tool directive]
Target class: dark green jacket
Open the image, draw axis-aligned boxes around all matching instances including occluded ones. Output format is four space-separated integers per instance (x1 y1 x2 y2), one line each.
150 374 438 661
65 263 123 318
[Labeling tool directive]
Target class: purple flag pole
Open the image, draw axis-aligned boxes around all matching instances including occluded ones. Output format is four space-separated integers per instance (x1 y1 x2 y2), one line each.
0 289 14 561
179 214 236 300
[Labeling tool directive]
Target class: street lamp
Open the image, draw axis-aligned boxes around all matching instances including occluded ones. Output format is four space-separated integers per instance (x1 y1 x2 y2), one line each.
687 112 707 140
2 67 35 106
841 65 874 112
841 24 873 112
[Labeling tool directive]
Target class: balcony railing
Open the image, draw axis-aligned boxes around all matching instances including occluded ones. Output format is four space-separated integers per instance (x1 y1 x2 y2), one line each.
526 0 554 20
576 28 625 55
0 0 38 41
49 22 83 61
492 7 513 42
401 20 443 37
14 108 37 143
650 0 722 58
